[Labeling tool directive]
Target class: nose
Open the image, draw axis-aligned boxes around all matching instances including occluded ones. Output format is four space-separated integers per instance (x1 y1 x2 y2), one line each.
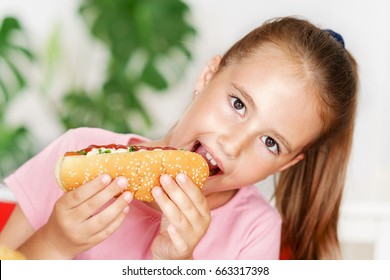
217 131 249 159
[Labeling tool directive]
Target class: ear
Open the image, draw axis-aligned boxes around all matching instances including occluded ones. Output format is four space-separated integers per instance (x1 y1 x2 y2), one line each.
276 153 305 173
194 55 222 92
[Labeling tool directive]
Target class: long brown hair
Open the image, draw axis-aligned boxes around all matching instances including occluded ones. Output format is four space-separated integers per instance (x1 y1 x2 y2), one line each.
219 17 358 259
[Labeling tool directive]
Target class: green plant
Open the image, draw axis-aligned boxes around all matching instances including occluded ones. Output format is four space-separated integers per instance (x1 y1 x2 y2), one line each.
0 1 196 178
0 16 35 178
0 17 34 105
61 0 196 133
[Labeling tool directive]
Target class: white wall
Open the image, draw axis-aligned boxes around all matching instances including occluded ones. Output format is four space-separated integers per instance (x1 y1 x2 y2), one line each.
1 0 389 259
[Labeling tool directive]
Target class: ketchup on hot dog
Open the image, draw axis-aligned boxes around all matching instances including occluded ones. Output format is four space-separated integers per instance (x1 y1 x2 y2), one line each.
64 144 178 156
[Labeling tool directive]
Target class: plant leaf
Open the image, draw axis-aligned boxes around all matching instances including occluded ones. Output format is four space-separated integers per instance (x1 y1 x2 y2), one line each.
0 17 22 44
141 59 168 90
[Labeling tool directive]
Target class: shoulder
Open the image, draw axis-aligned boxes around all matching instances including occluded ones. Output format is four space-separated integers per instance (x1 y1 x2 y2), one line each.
56 127 147 152
3 127 147 230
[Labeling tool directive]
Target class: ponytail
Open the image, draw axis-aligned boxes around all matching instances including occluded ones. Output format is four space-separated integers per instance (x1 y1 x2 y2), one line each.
276 124 355 259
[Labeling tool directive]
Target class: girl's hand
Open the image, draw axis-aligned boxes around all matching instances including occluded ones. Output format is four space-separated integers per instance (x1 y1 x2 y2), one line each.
151 173 211 260
38 175 132 259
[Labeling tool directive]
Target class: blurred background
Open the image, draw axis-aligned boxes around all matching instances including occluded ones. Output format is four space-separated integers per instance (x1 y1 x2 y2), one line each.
0 0 389 259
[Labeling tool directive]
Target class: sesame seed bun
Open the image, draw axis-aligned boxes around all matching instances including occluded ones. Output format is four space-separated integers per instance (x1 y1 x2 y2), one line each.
55 149 209 202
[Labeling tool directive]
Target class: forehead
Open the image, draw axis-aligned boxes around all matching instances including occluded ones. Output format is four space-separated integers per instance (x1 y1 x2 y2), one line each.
221 47 323 150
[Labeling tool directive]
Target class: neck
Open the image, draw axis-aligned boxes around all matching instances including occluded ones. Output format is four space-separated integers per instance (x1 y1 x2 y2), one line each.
205 189 238 210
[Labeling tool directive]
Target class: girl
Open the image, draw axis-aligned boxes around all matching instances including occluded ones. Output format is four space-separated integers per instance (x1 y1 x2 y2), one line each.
0 16 358 260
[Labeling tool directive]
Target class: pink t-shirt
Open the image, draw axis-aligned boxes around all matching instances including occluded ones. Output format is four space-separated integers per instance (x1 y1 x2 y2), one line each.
5 127 281 259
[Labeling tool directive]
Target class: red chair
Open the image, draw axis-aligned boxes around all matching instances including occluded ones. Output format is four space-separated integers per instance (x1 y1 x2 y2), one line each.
0 201 16 231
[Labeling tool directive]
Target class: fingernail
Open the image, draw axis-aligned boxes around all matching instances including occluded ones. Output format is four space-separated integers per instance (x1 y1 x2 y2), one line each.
101 174 111 184
176 173 187 183
160 174 172 185
152 186 163 197
123 191 132 202
117 177 128 188
123 206 129 214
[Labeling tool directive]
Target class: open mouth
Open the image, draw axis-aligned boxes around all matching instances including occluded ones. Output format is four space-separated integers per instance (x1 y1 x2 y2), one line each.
191 141 222 177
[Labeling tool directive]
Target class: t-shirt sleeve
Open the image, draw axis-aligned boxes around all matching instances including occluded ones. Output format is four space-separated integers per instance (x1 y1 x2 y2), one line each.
3 127 136 230
4 130 72 229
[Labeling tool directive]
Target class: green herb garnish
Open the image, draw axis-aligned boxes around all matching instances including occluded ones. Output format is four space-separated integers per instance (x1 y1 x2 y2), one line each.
129 146 136 152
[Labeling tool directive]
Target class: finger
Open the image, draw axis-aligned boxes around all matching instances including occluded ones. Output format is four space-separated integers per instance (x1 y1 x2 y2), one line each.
159 174 202 226
152 185 188 229
167 224 191 259
175 173 210 218
61 174 112 208
174 174 211 239
89 204 130 246
85 191 133 235
79 177 129 219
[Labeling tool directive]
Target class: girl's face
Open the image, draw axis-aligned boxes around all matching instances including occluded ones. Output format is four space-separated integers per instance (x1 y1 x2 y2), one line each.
166 48 323 195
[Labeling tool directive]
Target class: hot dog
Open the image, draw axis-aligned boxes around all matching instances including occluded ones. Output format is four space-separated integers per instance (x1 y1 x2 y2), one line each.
55 144 209 202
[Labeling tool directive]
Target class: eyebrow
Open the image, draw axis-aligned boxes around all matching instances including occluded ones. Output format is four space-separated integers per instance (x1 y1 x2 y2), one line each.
232 83 293 154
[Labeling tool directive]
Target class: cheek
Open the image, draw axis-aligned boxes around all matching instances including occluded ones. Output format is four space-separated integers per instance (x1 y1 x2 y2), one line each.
232 153 278 184
188 96 213 119
187 96 230 129
174 99 208 130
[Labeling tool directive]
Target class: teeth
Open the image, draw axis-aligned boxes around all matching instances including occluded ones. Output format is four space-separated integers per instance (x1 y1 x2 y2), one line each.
205 152 217 166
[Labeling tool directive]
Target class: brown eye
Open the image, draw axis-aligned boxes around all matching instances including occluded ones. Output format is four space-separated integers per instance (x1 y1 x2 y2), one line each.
261 136 279 154
265 137 275 147
233 99 244 110
230 96 246 116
